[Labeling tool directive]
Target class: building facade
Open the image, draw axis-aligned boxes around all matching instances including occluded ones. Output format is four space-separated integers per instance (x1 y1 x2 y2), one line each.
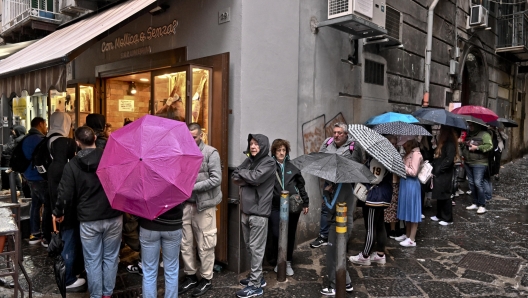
0 0 526 272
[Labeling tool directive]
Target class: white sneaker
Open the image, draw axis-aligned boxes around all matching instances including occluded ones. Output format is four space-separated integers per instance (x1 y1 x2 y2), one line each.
456 189 464 195
159 261 163 268
421 214 425 219
477 207 487 214
399 238 416 247
286 261 294 276
349 253 371 265
66 278 86 289
438 221 453 226
467 190 472 195
430 216 439 221
369 253 386 265
466 204 478 210
394 235 408 242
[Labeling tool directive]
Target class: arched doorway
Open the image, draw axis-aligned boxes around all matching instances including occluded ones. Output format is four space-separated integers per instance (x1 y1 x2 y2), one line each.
460 49 488 107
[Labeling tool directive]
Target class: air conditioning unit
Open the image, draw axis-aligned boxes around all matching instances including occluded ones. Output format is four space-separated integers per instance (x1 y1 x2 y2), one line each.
365 6 401 45
328 0 386 29
469 5 488 27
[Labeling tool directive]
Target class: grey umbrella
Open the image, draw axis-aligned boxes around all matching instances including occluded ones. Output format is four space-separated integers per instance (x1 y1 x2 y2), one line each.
459 115 487 127
412 108 468 130
290 153 376 184
373 121 432 136
348 124 407 178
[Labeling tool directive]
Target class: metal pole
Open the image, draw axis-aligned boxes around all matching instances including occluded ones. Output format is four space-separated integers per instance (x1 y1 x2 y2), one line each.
277 190 289 282
9 171 17 204
335 202 347 298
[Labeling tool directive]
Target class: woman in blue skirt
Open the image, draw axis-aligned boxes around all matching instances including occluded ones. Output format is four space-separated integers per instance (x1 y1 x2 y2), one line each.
396 139 423 247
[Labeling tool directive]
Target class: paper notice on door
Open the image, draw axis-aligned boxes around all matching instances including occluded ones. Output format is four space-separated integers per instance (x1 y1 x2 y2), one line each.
354 0 373 19
119 100 135 112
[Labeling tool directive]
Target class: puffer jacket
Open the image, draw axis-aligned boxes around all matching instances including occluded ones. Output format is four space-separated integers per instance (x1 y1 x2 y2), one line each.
232 134 275 217
190 141 222 212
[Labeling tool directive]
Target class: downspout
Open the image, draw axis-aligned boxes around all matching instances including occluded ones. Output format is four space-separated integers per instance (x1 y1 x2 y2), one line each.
423 0 441 107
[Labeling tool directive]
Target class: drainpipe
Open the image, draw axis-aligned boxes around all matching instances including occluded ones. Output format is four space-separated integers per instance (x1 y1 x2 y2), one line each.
423 0 441 107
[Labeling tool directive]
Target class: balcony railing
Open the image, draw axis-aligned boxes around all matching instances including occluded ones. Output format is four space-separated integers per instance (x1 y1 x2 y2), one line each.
2 0 61 33
497 12 528 50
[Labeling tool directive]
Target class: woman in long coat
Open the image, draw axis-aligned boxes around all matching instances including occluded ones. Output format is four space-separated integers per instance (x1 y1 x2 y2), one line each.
430 125 458 225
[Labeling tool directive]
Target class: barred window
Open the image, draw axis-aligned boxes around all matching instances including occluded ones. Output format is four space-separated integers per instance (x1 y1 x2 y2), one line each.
364 59 385 86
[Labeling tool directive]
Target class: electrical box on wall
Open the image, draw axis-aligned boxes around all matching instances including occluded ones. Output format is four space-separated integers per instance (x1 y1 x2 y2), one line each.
449 60 459 75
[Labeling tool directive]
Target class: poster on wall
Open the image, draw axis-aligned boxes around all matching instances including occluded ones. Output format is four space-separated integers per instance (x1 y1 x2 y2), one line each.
119 100 135 112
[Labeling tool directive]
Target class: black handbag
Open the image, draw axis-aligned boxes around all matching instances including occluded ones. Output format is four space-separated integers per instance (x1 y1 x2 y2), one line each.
276 171 303 213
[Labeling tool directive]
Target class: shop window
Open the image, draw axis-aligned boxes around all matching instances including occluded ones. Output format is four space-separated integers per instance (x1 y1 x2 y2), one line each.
78 85 94 127
12 91 29 128
152 65 211 143
50 88 77 128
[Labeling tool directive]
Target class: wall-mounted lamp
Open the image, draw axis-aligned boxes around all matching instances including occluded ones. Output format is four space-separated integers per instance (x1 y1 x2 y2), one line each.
149 4 169 15
128 82 137 95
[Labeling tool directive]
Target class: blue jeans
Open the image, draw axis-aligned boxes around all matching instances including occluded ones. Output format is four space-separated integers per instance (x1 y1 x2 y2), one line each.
465 164 491 207
140 227 182 298
62 227 83 286
319 201 329 238
80 216 123 298
28 180 51 240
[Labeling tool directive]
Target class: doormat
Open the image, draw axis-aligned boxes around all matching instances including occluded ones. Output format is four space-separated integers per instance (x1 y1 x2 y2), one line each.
458 252 521 278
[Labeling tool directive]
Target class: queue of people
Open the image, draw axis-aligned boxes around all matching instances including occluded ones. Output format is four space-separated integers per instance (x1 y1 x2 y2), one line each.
8 111 500 298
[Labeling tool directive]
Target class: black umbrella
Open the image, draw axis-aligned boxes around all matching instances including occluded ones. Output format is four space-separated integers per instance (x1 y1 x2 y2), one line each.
412 108 468 130
488 117 518 128
459 115 487 127
290 153 376 184
48 221 66 298
372 121 432 136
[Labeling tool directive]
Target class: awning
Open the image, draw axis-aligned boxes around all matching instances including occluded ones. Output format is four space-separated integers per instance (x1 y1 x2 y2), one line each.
0 0 156 96
0 65 66 98
0 40 39 60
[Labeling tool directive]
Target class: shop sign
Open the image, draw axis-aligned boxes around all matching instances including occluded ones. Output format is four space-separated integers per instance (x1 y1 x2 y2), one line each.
119 100 135 112
101 20 178 53
120 46 152 59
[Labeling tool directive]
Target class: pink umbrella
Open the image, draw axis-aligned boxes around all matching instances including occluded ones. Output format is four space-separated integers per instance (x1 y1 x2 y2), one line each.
451 105 499 122
96 115 203 220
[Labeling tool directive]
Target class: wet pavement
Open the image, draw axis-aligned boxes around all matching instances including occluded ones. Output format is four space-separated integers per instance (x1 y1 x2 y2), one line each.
2 156 528 297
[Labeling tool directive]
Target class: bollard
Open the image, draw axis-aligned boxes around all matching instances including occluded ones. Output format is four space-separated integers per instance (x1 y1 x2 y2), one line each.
335 202 347 298
277 190 289 282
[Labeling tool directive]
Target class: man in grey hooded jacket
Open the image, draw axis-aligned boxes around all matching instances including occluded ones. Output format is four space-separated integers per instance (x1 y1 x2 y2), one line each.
232 134 275 298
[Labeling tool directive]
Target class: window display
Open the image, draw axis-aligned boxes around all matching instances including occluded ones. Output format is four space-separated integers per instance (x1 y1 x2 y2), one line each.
79 85 94 126
154 70 187 122
13 89 48 129
50 88 77 128
191 67 210 143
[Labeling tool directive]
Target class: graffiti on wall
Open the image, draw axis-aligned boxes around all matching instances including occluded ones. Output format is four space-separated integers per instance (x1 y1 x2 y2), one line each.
301 113 347 154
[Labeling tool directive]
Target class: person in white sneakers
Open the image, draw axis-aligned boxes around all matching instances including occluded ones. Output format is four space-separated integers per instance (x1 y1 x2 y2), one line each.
349 156 392 266
395 139 423 247
462 122 492 214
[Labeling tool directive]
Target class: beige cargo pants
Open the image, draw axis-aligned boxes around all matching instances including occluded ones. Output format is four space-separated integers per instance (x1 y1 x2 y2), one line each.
181 203 217 280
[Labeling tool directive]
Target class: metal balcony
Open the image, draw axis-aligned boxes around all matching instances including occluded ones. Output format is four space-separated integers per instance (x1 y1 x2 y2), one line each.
1 0 61 41
496 12 528 61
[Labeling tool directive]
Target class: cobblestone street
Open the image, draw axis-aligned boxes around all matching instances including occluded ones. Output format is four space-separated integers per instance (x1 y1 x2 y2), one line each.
3 156 528 297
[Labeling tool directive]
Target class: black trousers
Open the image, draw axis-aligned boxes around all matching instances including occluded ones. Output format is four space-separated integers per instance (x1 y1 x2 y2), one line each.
362 206 387 257
436 199 453 222
269 209 302 261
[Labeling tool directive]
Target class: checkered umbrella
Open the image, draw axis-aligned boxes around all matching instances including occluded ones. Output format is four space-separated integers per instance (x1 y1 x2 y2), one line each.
348 124 406 178
373 121 432 136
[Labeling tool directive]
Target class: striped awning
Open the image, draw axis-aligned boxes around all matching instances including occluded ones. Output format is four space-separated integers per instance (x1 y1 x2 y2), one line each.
0 64 66 97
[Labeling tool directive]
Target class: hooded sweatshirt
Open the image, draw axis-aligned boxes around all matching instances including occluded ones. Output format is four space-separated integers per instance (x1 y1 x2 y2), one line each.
232 134 275 217
86 114 108 149
54 148 121 222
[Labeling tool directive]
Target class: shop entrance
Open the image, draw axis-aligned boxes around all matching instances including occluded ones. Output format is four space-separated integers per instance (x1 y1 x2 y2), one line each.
97 50 230 264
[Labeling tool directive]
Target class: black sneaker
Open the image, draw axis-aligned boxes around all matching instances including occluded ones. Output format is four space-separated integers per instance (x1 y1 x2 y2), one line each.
178 275 198 294
126 263 143 276
41 238 49 248
310 236 328 248
192 278 212 297
239 277 266 287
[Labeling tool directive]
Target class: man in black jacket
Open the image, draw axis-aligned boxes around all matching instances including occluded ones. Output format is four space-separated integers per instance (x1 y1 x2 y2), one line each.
232 134 275 298
53 126 122 298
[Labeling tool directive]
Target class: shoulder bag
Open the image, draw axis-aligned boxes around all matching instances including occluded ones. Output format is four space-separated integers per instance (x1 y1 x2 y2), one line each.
276 171 303 213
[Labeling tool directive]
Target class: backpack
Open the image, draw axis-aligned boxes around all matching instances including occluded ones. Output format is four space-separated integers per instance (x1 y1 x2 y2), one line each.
31 133 63 179
9 137 30 173
488 131 502 176
322 138 356 153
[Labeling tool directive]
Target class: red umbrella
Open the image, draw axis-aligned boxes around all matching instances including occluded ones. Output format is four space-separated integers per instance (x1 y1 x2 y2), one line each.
451 105 499 122
96 115 203 220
